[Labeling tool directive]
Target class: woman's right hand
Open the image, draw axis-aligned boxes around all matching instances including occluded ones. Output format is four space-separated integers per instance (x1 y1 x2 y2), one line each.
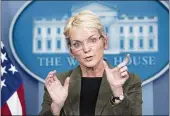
45 70 70 108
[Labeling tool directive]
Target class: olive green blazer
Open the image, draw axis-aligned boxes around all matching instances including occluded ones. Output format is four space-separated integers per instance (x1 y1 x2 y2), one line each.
39 63 142 116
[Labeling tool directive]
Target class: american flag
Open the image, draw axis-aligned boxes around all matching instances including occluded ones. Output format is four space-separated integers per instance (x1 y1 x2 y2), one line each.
1 41 26 115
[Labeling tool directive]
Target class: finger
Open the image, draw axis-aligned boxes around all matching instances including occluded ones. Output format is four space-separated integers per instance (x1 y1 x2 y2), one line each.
51 71 57 80
45 77 50 85
45 75 53 83
121 71 128 77
45 70 57 82
47 70 56 78
47 77 57 89
45 71 55 81
45 79 52 88
122 75 129 82
53 70 56 75
119 66 128 73
48 70 55 75
103 60 110 72
118 54 130 69
53 74 61 84
52 75 57 81
45 74 54 87
64 77 70 90
45 74 52 81
47 78 53 85
113 66 120 71
51 70 57 80
48 74 54 79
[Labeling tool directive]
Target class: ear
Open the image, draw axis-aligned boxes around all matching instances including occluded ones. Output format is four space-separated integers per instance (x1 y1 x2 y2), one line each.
103 33 108 50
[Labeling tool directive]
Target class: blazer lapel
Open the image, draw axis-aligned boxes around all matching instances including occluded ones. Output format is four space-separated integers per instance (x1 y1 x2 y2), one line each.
95 61 113 115
95 70 113 115
65 66 82 115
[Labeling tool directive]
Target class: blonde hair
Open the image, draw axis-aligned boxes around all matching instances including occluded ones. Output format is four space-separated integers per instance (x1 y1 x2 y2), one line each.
63 10 105 45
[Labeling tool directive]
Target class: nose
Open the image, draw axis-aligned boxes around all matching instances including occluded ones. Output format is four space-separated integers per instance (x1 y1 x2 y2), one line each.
82 43 91 53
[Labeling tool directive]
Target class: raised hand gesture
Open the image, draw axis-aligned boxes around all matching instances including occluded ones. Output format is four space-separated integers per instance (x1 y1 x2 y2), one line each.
45 70 70 108
103 54 130 95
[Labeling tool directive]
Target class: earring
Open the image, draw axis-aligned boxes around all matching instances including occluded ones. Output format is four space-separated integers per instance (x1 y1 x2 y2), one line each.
72 56 75 59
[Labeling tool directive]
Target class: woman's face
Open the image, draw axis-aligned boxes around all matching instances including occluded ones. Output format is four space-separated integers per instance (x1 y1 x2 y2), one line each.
70 27 108 68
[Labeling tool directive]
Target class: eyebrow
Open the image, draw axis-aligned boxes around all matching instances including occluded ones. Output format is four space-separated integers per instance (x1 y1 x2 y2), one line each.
71 35 95 42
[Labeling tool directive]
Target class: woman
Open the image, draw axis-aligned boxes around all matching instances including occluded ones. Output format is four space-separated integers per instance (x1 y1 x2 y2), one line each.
39 10 142 116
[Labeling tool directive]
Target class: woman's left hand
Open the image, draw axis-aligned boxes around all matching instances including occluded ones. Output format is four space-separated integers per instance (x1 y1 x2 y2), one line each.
103 54 130 92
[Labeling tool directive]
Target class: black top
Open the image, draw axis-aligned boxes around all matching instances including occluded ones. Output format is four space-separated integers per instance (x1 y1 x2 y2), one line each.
80 77 102 116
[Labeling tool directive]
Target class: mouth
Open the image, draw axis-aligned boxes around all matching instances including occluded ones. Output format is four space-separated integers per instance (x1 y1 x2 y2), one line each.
84 56 93 61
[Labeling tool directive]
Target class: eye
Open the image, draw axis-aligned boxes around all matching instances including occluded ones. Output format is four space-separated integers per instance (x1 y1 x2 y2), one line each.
89 37 97 43
72 42 81 48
